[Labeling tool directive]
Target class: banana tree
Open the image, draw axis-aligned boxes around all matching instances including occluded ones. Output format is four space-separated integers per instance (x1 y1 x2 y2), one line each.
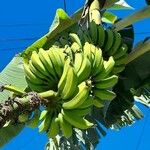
0 0 150 149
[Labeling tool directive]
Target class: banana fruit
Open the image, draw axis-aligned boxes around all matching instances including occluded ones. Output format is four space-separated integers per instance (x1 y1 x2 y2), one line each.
22 18 129 140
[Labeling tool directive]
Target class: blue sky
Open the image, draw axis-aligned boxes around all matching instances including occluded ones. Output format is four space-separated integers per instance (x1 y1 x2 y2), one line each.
0 0 150 150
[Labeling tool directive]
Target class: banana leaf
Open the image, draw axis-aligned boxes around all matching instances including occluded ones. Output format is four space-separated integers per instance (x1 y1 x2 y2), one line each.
110 0 133 10
22 8 82 58
115 6 150 31
0 56 27 147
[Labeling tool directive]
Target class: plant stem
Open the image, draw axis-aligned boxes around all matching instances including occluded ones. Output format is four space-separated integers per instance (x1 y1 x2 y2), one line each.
125 40 150 64
0 92 50 129
39 90 57 99
115 6 150 31
0 85 26 96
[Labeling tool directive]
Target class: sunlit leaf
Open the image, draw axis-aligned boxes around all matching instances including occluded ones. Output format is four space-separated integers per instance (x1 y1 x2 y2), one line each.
110 0 134 10
115 6 150 31
102 11 117 24
0 56 26 147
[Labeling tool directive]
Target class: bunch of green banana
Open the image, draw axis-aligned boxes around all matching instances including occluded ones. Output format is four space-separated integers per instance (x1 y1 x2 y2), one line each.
23 47 66 92
77 22 128 74
22 22 126 140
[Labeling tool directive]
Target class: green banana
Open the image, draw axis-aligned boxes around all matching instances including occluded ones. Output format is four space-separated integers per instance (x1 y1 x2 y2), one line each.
48 48 63 78
69 33 82 48
104 29 114 52
61 109 93 129
62 81 91 109
78 96 93 109
83 42 93 62
53 47 65 65
71 42 82 53
26 110 40 128
58 113 72 138
39 110 48 121
83 30 93 43
74 52 83 73
94 56 115 81
38 48 58 80
97 25 105 47
26 81 49 92
39 111 52 132
61 63 78 100
24 63 47 85
115 54 127 65
29 60 48 80
77 56 91 83
63 45 73 60
93 89 116 100
113 43 128 59
92 46 103 76
95 75 118 89
113 65 125 74
47 116 59 138
93 98 104 108
107 31 122 55
58 58 70 94
29 60 55 88
31 51 50 77
89 21 98 44
64 107 91 117
39 90 57 99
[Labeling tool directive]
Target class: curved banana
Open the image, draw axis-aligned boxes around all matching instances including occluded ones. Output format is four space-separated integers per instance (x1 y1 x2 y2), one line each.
95 75 118 89
97 25 105 47
93 98 104 108
113 65 125 74
48 48 63 78
78 96 93 109
61 63 78 100
58 113 72 138
58 58 70 94
94 56 115 81
38 48 58 80
24 63 47 85
104 29 114 52
113 43 128 59
115 54 127 65
77 56 91 83
71 42 82 53
62 81 91 109
107 31 122 55
92 46 103 76
74 52 83 73
26 78 49 92
39 110 48 121
83 42 93 62
89 21 98 44
29 60 47 80
47 116 59 138
31 51 50 77
38 111 52 132
69 33 82 48
61 109 93 129
64 107 91 117
93 89 116 100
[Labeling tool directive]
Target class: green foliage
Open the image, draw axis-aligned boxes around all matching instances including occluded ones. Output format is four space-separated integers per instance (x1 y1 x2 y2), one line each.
0 0 150 149
0 56 26 147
